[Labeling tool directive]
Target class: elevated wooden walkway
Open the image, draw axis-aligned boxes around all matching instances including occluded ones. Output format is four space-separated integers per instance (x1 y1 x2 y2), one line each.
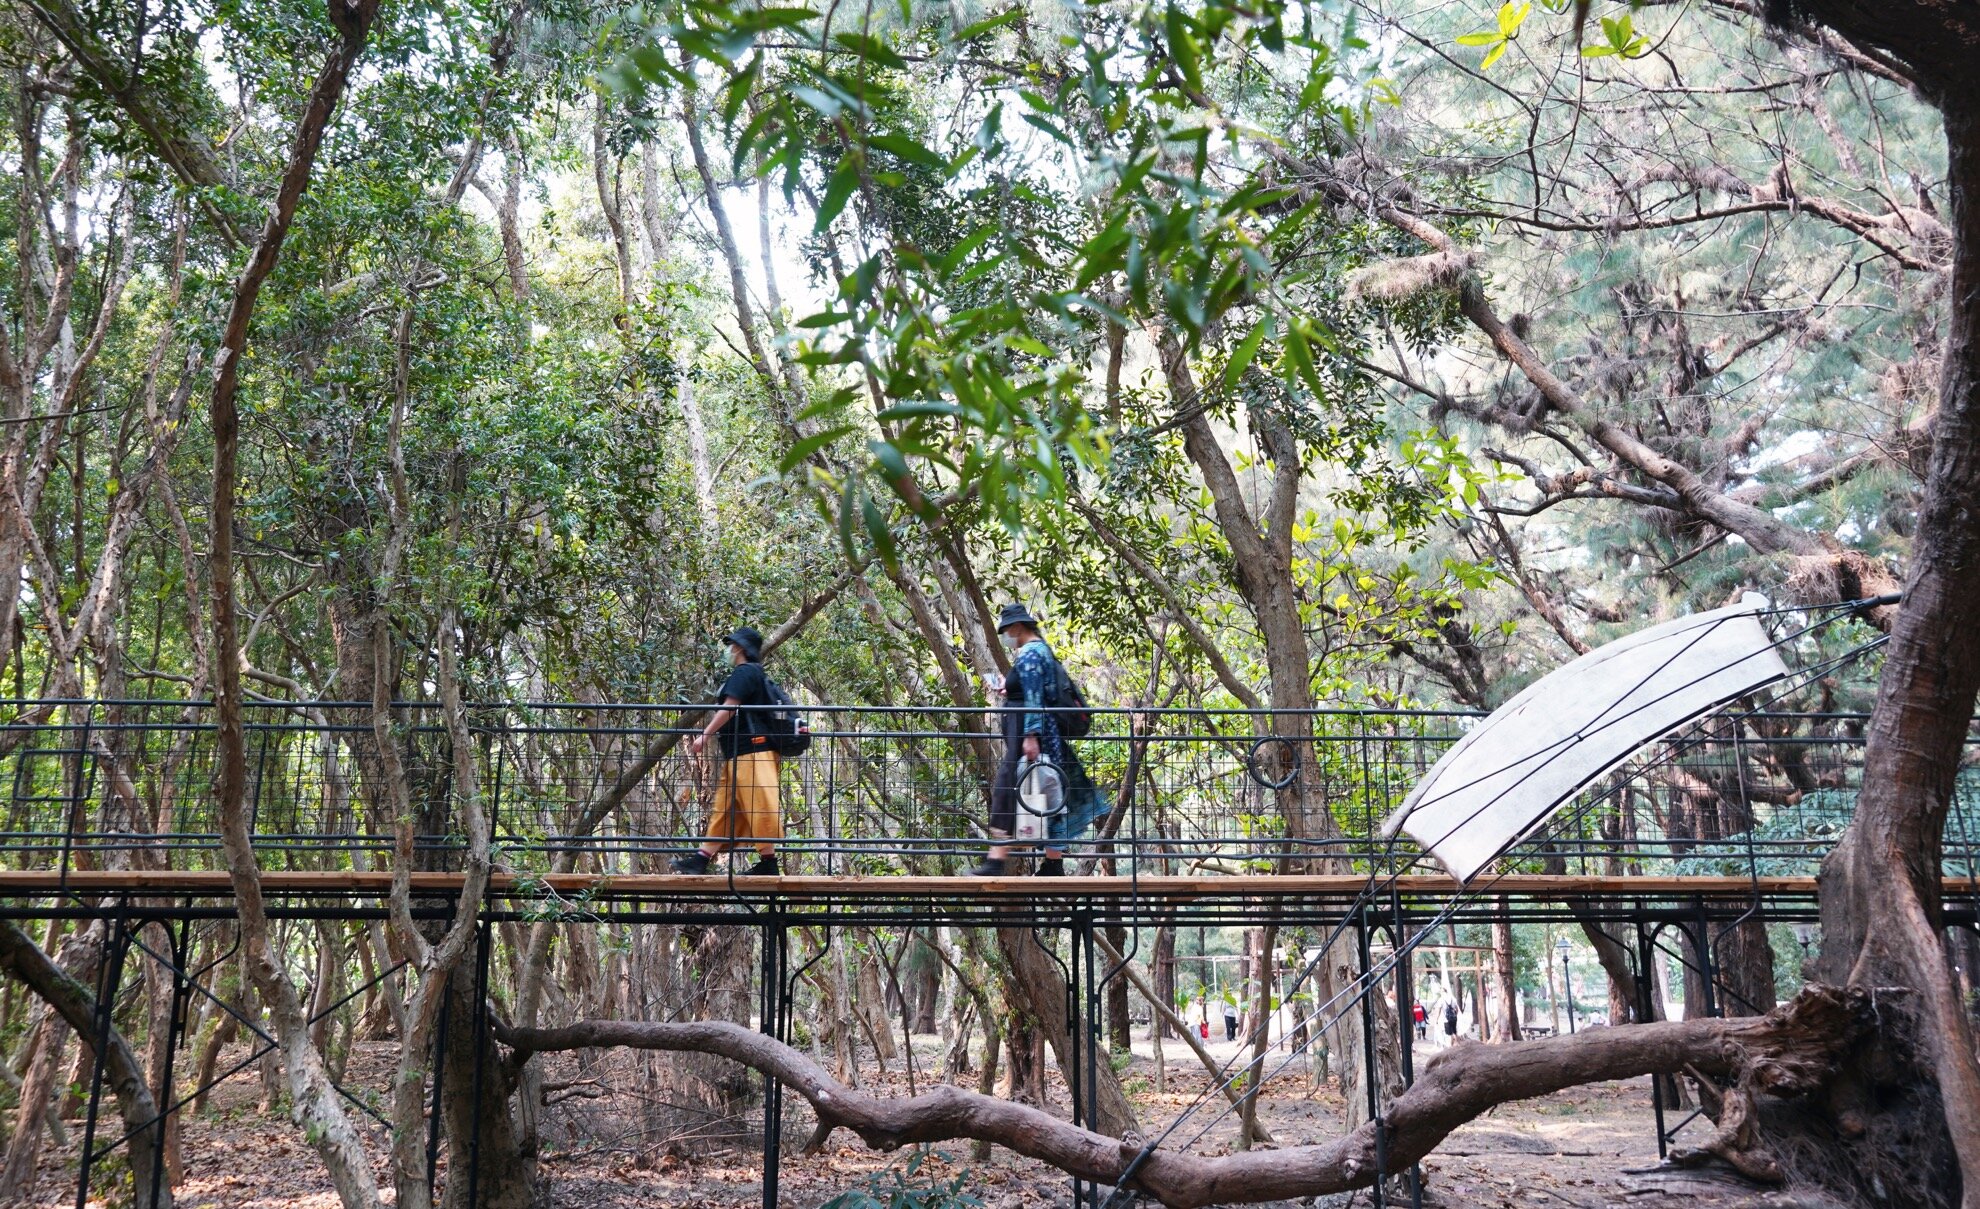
5 869 1970 902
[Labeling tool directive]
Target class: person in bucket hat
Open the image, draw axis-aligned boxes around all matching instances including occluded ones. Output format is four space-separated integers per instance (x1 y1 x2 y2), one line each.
671 626 783 875
968 602 1104 877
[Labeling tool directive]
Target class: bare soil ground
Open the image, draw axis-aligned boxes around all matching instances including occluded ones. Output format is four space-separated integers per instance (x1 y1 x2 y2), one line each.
18 1031 1814 1209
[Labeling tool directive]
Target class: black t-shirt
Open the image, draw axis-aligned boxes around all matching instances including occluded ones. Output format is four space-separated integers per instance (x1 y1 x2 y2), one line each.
716 661 771 757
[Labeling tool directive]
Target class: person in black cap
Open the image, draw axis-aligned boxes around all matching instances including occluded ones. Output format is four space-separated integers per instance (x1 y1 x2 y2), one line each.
968 602 1104 877
671 626 782 875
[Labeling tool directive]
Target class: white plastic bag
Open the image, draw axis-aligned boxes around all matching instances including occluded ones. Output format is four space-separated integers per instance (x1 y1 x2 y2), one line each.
1013 757 1064 846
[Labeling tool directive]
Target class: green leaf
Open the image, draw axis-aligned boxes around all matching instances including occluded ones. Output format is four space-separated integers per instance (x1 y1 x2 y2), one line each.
937 225 996 277
837 475 860 563
814 157 861 232
1480 39 1510 68
1454 31 1502 46
787 83 845 120
1020 113 1073 145
1164 4 1203 95
1222 321 1267 391
778 425 854 473
861 492 898 571
1283 322 1328 403
833 31 908 69
866 132 947 170
953 7 1022 41
869 438 912 485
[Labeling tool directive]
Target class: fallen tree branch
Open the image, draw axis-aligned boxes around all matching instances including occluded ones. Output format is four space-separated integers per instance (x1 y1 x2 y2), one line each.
500 985 1875 1208
0 921 170 1209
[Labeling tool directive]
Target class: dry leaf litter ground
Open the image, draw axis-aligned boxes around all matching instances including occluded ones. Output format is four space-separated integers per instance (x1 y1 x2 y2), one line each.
15 1029 1823 1208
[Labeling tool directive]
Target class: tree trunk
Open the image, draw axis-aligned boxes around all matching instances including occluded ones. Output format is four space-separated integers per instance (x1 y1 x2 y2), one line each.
190 990 242 1114
1105 924 1133 1053
1338 933 1404 1132
1159 334 1380 1111
204 7 389 1207
498 987 1883 1208
1238 925 1277 1149
0 1007 67 1198
1492 902 1521 1043
440 971 536 1209
908 931 941 1036
660 923 761 1153
1151 922 1177 1041
857 955 898 1063
1001 1007 1042 1105
1770 38 1980 1203
994 927 1138 1137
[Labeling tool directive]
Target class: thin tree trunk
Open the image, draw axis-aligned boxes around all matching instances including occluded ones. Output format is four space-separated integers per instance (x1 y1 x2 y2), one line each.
0 1007 67 1197
206 8 388 1205
994 927 1138 1137
1104 924 1133 1053
1151 921 1177 1041
142 921 186 1187
1492 901 1521 1043
1093 931 1273 1142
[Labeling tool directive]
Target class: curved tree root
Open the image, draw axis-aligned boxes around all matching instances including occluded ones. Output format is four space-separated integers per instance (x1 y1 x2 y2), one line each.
500 984 1877 1208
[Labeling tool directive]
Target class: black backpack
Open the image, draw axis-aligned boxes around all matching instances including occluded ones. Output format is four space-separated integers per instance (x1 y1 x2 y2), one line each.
1046 654 1093 739
754 678 812 757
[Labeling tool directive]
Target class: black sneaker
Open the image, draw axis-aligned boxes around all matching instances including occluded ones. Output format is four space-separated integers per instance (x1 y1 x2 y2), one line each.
966 857 1007 877
1034 858 1065 877
743 855 780 876
669 851 711 874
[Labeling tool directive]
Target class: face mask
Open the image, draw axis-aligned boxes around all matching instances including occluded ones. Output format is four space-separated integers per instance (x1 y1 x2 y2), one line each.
1002 631 1021 649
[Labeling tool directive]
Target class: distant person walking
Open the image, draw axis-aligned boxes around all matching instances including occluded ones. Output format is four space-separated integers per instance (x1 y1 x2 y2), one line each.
968 603 1104 877
1413 1000 1428 1040
671 627 783 876
1442 999 1459 1044
1222 999 1240 1043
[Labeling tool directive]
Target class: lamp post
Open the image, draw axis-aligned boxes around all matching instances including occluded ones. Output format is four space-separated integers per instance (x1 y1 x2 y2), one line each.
1556 937 1576 1034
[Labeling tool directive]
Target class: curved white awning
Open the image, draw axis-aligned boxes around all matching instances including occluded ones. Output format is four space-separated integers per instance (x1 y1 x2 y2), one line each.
1381 598 1790 883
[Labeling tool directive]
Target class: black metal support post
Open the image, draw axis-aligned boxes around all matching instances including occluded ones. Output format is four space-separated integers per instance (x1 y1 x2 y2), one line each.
1080 912 1102 1209
1356 913 1387 1209
1388 893 1423 1208
75 912 132 1209
144 918 194 1208
1634 914 1669 1159
465 920 493 1209
760 911 788 1209
1692 900 1721 1019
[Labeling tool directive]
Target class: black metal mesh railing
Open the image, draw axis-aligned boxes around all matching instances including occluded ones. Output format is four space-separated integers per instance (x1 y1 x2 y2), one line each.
0 700 1972 882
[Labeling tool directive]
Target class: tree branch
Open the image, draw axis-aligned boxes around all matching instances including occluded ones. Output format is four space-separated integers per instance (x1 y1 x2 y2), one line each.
501 986 1874 1208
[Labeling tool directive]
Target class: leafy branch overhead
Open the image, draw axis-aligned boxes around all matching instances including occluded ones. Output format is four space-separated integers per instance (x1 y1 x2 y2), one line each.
610 0 1450 569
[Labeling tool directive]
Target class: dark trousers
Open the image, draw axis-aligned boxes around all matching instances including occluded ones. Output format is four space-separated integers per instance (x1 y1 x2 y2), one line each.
988 708 1025 836
1224 1018 1238 1042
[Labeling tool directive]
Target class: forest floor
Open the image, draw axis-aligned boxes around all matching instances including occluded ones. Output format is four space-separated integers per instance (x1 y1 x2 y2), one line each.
21 1031 1822 1209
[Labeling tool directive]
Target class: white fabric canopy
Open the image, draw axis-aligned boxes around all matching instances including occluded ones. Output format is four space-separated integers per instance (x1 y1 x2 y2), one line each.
1380 598 1790 883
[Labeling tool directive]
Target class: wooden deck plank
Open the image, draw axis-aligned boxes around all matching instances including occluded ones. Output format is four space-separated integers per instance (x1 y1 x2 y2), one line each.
0 869 1942 901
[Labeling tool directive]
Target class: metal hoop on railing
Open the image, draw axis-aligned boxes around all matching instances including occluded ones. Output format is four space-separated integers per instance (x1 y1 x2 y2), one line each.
1247 736 1299 790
